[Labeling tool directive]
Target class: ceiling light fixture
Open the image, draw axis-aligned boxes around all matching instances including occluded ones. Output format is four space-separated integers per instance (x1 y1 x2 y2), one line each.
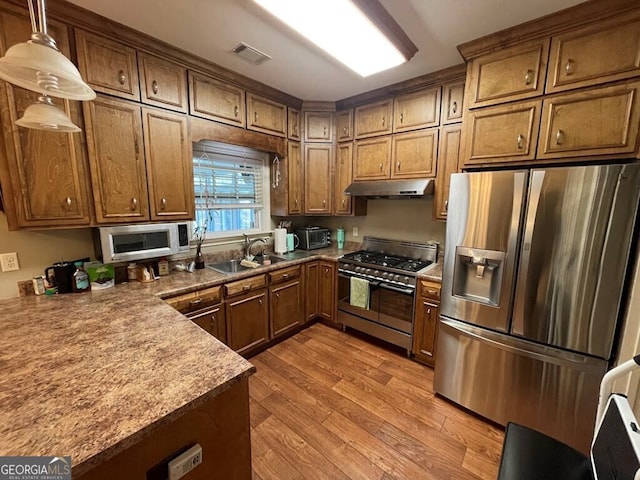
15 95 80 132
253 0 417 77
0 0 95 101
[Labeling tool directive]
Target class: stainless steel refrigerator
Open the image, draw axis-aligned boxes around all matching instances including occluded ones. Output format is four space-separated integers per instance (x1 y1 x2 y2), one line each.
434 163 640 453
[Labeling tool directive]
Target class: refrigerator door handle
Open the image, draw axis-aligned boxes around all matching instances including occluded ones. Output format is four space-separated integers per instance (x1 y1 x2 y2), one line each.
512 170 545 336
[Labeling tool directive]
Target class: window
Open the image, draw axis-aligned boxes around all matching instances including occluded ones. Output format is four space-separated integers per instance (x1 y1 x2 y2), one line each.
192 141 270 238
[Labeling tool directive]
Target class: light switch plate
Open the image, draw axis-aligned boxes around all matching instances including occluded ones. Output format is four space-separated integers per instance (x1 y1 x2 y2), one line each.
352 227 359 237
0 252 20 272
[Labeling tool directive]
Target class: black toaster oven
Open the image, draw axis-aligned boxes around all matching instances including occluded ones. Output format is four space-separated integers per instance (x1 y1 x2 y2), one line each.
296 227 331 250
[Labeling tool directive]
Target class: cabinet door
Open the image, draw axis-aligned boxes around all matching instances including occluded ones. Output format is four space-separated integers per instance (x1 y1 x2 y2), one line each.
393 87 441 133
0 11 91 228
547 18 640 94
467 39 549 108
84 96 149 223
138 53 188 112
288 142 303 215
288 107 301 141
353 136 391 180
188 71 245 127
190 304 227 344
305 261 320 321
304 144 332 214
391 129 438 179
270 279 303 338
538 81 640 159
442 81 465 124
462 100 542 166
304 111 333 142
337 109 353 141
434 125 461 221
75 30 140 101
335 143 353 215
354 100 393 138
226 289 269 356
412 299 439 367
319 261 336 322
247 93 287 137
142 107 194 220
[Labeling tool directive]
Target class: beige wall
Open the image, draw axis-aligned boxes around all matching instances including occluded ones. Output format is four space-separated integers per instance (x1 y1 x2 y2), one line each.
0 214 95 300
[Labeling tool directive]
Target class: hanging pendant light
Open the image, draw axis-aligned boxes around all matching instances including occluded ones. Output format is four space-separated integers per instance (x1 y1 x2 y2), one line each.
15 95 80 132
0 0 95 101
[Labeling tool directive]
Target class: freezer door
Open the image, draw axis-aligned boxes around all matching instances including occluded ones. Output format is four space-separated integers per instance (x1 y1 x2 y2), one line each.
441 171 527 331
512 164 640 359
434 317 607 454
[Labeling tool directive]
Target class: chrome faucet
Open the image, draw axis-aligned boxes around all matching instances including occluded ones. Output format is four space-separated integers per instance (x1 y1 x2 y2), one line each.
243 234 267 260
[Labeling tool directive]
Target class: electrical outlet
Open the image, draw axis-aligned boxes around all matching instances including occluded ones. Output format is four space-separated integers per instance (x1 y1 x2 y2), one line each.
352 227 359 237
168 444 202 480
0 252 20 272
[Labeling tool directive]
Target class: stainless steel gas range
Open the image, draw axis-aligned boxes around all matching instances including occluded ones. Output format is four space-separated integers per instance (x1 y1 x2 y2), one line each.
337 237 438 354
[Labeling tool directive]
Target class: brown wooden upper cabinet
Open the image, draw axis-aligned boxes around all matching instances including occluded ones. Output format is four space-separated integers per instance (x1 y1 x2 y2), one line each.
304 111 333 143
391 129 438 179
138 53 188 113
354 100 393 138
288 107 301 140
142 107 194 221
83 96 150 223
442 81 465 124
288 142 303 215
462 100 542 166
337 109 353 141
434 125 462 221
467 39 550 109
537 81 640 160
393 87 441 133
335 143 353 215
304 144 332 214
353 136 392 180
188 71 245 127
546 18 640 94
0 10 91 229
76 30 140 101
247 93 287 137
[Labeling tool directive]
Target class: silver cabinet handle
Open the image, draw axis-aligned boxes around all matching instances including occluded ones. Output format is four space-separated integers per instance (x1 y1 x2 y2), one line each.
565 59 575 76
294 198 298 207
210 314 216 330
254 111 258 122
517 134 524 149
161 197 167 210
258 298 263 309
322 199 326 207
342 198 346 207
343 126 348 135
323 126 327 137
379 162 383 172
396 161 401 171
131 197 138 210
427 308 432 315
556 129 564 145
152 80 158 94
118 70 126 85
400 112 404 123
444 200 448 212
325 268 329 277
282 274 289 279
451 101 457 114
524 69 533 85
234 106 239 117
382 116 385 127
294 124 298 135
190 298 202 305
65 197 72 207
275 292 280 300
243 285 251 291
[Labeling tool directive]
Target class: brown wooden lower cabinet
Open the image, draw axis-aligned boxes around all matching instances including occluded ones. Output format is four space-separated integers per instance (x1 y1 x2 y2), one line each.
269 278 303 338
412 279 442 367
319 260 337 323
190 303 227 344
225 288 269 356
305 261 320 321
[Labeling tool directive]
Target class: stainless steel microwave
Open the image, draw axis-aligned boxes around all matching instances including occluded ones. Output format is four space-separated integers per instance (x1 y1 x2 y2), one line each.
296 227 331 250
97 223 191 263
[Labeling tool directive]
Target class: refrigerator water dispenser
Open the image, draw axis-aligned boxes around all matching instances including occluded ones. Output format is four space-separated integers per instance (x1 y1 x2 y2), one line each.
452 247 505 306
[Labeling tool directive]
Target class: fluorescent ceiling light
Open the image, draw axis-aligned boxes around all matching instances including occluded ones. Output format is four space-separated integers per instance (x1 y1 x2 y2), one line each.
253 0 409 77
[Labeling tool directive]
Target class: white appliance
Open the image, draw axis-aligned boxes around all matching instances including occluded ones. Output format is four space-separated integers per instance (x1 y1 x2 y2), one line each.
97 223 191 263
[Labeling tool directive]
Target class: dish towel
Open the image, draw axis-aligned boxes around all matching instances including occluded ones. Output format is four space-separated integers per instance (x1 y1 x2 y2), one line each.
350 277 370 310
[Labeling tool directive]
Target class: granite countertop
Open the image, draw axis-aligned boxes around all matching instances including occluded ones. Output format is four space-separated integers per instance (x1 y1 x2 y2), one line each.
0 246 350 475
418 261 443 283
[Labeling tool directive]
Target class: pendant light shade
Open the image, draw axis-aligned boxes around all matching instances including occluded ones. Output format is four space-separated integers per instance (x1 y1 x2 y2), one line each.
15 95 80 132
0 37 95 101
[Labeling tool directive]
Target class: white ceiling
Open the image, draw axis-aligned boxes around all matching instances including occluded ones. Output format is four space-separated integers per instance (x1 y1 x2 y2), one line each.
66 0 586 101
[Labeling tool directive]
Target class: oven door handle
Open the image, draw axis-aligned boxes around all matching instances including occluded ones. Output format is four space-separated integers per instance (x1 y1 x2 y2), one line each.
379 282 415 295
338 272 381 288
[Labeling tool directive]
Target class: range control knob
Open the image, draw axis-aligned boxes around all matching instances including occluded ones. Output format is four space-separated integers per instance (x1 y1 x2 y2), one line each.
404 276 410 283
394 275 401 282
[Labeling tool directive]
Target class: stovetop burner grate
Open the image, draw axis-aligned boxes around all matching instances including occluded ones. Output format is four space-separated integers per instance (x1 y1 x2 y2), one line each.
343 250 433 273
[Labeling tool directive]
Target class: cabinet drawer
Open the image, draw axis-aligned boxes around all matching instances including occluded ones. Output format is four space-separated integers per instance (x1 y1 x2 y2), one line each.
354 136 392 180
393 87 441 132
304 111 333 142
354 100 393 138
268 265 301 284
188 71 245 127
418 280 441 301
165 285 223 314
538 81 640 159
547 18 640 94
138 53 188 112
247 93 287 137
75 30 140 101
225 274 267 297
462 100 542 166
442 81 465 124
391 128 438 179
468 39 549 108
337 109 353 141
288 107 301 140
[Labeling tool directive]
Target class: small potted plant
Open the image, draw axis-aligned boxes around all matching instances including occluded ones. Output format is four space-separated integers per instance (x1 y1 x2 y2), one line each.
193 224 207 269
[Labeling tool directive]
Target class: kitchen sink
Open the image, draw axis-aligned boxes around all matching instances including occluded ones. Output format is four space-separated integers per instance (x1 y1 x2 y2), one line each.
206 255 286 274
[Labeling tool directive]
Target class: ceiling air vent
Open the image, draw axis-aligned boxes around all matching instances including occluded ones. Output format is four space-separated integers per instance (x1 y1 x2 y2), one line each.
232 42 271 65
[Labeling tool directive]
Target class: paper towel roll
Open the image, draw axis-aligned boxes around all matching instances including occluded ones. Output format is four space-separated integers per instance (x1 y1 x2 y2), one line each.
274 228 287 254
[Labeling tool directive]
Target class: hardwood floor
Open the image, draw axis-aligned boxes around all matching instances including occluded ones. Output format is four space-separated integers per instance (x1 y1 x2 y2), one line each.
249 323 504 480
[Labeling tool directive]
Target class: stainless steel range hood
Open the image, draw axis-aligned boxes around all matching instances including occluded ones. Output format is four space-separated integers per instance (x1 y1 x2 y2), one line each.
344 179 434 198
